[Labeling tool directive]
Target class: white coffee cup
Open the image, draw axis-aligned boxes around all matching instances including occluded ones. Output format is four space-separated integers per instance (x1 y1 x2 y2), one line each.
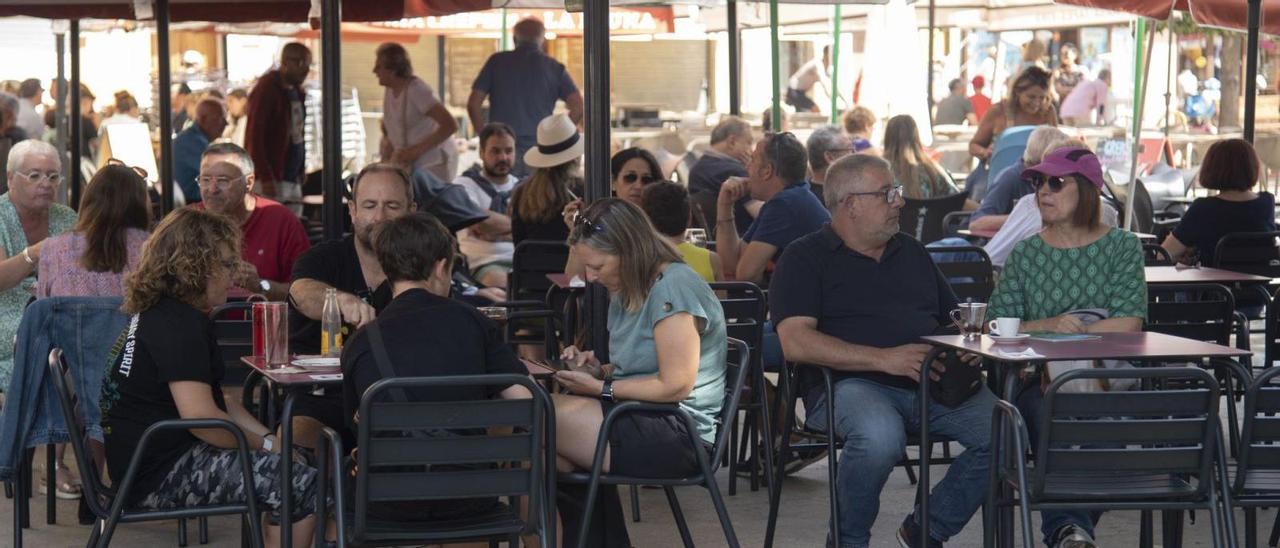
988 317 1021 337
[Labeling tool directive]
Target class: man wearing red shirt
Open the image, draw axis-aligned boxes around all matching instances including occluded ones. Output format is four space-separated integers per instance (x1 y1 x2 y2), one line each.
969 75 992 121
194 142 310 301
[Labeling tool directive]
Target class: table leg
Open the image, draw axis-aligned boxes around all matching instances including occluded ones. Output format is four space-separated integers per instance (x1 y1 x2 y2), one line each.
917 346 946 545
279 392 296 548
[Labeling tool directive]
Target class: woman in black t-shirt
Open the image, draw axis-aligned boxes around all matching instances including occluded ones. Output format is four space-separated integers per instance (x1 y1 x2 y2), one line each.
1161 139 1277 265
100 208 324 546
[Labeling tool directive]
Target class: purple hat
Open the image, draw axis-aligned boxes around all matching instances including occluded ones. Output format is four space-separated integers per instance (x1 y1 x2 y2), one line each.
1022 146 1105 189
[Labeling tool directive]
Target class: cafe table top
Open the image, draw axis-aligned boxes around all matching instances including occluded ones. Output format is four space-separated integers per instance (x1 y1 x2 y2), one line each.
241 356 344 386
1144 265 1273 285
547 273 585 290
920 331 1251 363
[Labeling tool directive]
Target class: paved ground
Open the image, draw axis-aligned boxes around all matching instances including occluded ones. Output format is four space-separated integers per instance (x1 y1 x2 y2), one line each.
0 446 1265 547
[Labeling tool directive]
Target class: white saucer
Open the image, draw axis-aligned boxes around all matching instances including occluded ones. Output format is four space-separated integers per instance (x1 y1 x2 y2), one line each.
989 333 1031 344
292 357 340 369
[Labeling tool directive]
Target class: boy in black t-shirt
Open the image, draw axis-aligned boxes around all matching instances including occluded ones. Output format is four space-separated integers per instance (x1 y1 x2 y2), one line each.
341 212 531 520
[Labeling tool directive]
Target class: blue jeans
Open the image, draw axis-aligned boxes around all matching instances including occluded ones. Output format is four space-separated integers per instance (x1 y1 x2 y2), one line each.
1015 383 1102 545
805 376 996 548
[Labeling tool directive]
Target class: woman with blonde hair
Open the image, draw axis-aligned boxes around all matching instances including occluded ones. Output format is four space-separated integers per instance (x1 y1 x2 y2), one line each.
100 208 325 547
882 115 974 209
510 113 583 243
552 198 727 546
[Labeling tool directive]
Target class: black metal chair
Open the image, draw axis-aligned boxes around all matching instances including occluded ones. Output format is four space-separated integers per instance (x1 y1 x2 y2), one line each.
1265 287 1280 370
987 367 1237 548
559 338 748 548
505 241 572 355
763 357 959 548
48 348 264 548
1146 283 1252 456
941 211 972 239
1233 365 1280 548
930 245 996 303
710 282 775 497
899 191 970 244
1143 244 1175 266
1212 231 1280 319
331 374 555 547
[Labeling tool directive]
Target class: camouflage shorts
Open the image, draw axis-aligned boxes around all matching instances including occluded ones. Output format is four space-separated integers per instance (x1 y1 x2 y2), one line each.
138 442 322 523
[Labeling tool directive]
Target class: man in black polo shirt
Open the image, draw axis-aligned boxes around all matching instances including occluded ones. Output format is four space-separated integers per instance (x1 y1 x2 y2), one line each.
285 163 417 448
770 154 995 548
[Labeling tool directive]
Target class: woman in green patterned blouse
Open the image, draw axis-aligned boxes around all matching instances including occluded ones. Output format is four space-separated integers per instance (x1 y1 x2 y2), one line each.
986 145 1146 548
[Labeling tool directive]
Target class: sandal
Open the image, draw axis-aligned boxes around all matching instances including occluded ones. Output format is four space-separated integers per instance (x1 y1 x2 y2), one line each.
38 462 82 500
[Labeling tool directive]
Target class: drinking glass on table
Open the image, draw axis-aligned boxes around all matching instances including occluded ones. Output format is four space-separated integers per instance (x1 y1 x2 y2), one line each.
949 302 988 340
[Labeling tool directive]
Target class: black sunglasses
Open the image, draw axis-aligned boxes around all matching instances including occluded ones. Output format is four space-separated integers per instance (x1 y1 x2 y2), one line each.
573 210 606 236
1028 174 1076 193
621 173 657 185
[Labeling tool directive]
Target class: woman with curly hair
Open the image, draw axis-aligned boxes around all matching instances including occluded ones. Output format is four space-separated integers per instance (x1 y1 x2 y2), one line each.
99 208 325 547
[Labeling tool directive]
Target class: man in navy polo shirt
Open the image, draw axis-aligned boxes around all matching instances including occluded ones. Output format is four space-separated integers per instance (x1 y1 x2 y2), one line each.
770 154 994 548
714 132 830 285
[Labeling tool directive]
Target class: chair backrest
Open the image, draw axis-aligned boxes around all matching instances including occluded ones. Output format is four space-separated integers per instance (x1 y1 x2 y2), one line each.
510 240 570 304
1143 244 1174 266
46 348 114 520
987 125 1035 187
900 190 970 244
210 301 254 365
941 211 972 239
710 338 751 470
709 282 766 372
1238 367 1280 487
1213 231 1280 278
1146 283 1236 346
353 374 551 540
929 245 995 303
1034 367 1220 500
1267 286 1280 370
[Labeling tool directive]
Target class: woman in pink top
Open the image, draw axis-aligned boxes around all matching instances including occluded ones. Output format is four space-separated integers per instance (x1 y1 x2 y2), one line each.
38 163 151 298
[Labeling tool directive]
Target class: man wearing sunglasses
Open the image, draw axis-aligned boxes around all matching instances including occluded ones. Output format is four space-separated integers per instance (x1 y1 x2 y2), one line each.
715 132 829 285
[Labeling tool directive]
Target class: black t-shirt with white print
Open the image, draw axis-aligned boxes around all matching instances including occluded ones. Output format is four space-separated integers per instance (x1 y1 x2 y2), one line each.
100 297 227 504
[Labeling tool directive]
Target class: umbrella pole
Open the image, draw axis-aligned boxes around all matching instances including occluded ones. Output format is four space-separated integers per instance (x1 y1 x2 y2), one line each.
584 0 612 355
729 1 740 115
69 20 82 212
321 0 343 241
1125 19 1156 231
831 4 841 123
1244 0 1261 143
926 0 935 119
770 0 781 130
156 0 172 214
1164 25 1172 137
54 32 66 204
501 8 509 51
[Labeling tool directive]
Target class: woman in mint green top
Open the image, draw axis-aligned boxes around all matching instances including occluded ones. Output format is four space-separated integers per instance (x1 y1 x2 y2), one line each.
0 141 78 386
986 146 1145 548
553 198 726 480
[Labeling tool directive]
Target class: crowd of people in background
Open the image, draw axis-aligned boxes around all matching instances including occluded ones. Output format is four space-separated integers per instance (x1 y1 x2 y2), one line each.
0 16 1274 548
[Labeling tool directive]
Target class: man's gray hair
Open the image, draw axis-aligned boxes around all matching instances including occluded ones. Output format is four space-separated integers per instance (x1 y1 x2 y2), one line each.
201 141 255 178
806 125 851 172
710 116 751 145
1023 126 1068 165
823 153 892 210
513 18 545 45
7 139 60 175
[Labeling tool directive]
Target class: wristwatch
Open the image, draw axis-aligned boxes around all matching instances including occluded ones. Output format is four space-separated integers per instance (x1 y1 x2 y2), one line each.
600 379 615 402
261 434 275 452
258 279 271 293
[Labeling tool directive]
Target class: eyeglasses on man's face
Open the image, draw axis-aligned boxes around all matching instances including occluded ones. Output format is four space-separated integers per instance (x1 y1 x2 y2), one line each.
843 185 904 205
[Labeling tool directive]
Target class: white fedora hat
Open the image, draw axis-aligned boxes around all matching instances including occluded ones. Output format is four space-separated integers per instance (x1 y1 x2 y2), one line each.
524 113 583 168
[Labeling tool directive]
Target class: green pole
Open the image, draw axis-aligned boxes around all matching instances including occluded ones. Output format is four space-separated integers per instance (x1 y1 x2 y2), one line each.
1132 18 1146 137
830 5 842 123
770 0 781 130
501 8 509 50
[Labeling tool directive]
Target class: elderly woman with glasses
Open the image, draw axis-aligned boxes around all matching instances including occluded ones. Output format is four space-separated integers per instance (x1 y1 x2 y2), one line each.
553 198 727 547
986 146 1146 548
0 140 78 384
